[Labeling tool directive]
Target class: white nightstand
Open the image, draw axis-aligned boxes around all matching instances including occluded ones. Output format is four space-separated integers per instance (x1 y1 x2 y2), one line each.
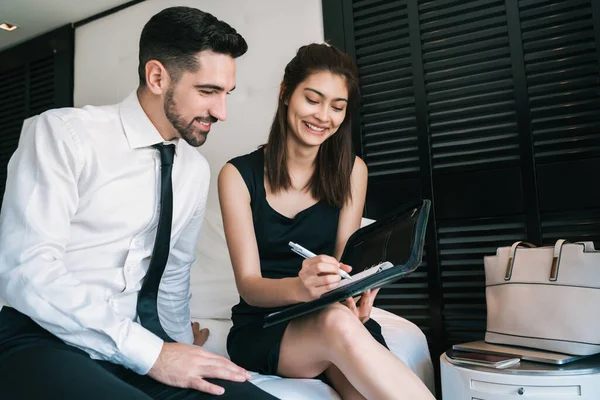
440 352 600 399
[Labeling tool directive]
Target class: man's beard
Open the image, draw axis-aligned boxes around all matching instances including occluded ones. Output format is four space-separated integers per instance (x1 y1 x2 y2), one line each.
164 88 216 147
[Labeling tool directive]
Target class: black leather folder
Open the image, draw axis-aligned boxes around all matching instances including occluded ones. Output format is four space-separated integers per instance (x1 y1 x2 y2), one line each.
263 199 431 327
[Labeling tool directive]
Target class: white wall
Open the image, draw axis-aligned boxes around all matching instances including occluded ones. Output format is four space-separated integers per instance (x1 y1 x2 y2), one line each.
74 0 324 318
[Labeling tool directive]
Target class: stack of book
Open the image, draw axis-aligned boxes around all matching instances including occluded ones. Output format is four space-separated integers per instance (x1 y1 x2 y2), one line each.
446 348 520 369
446 340 585 369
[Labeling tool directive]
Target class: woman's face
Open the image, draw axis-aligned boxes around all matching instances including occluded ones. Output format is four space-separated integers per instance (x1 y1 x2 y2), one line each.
286 71 349 147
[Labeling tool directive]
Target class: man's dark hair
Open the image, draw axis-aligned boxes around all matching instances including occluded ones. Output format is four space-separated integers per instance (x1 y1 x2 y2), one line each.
138 7 248 85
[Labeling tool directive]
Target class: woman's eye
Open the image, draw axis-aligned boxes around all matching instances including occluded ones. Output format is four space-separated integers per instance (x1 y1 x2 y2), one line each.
332 106 344 112
306 97 318 104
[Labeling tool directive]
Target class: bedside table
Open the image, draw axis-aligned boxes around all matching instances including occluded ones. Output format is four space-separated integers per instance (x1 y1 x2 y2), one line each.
440 351 600 399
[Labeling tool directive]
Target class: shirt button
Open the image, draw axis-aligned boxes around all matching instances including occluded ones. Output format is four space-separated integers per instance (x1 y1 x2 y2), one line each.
134 239 143 247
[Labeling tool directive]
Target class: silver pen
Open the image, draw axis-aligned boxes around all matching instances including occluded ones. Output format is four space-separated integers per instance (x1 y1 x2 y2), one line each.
289 241 353 280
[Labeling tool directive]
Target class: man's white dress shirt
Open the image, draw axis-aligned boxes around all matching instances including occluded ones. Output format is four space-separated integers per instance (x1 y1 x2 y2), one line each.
0 91 210 375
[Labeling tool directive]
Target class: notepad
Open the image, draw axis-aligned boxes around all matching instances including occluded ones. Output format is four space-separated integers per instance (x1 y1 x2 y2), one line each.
338 261 394 288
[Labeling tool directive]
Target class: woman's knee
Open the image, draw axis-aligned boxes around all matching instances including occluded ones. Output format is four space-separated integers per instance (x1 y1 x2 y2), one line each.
316 304 363 347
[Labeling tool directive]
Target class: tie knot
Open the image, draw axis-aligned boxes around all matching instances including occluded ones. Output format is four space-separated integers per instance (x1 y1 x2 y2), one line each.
153 143 175 166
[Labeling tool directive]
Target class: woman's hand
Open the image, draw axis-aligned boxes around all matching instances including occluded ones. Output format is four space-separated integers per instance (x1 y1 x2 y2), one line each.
192 321 210 346
296 255 352 302
344 288 381 323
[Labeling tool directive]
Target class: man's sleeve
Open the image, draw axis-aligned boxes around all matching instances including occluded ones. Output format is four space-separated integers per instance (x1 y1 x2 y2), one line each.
157 156 210 344
0 112 163 374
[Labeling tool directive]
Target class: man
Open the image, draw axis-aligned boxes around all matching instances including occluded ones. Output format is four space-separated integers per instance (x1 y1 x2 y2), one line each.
0 7 276 400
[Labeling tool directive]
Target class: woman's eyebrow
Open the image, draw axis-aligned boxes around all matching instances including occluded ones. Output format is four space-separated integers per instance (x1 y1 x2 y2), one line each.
304 88 348 102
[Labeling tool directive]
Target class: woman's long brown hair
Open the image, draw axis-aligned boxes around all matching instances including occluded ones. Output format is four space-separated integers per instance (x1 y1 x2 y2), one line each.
264 43 360 208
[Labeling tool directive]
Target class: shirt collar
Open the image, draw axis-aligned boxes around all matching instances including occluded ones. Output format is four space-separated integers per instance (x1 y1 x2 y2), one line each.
119 90 181 154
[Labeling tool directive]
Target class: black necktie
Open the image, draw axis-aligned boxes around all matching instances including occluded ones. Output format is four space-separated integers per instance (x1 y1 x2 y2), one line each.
137 143 176 342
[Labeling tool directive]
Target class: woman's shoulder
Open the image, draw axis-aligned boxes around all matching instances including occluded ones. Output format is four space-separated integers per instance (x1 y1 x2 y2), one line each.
228 147 264 172
224 147 265 197
351 155 368 177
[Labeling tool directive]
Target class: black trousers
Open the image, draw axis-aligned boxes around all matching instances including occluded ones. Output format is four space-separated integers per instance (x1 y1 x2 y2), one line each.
0 307 277 400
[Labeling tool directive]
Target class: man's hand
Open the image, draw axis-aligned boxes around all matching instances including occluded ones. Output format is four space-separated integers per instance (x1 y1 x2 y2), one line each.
148 342 252 395
192 322 209 346
344 288 381 323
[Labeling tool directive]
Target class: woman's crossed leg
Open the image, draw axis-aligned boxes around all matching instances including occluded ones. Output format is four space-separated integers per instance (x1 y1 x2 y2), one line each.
277 303 434 400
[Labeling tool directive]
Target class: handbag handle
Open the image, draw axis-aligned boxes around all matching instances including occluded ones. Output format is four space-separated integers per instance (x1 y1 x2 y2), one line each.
550 239 567 281
551 240 587 281
504 241 536 281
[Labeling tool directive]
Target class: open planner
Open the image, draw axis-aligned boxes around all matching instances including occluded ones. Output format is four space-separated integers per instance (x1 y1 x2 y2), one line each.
337 261 394 288
264 199 431 327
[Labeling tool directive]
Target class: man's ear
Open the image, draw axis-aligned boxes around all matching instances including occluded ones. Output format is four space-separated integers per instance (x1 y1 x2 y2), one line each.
144 60 170 95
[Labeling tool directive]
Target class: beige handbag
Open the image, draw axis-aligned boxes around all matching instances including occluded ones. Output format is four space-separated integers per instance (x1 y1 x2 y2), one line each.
484 240 600 356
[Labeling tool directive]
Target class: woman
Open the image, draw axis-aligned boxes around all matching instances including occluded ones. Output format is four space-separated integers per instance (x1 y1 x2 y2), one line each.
218 44 433 400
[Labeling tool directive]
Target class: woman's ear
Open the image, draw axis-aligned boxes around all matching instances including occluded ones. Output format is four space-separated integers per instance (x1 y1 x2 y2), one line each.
279 81 288 105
